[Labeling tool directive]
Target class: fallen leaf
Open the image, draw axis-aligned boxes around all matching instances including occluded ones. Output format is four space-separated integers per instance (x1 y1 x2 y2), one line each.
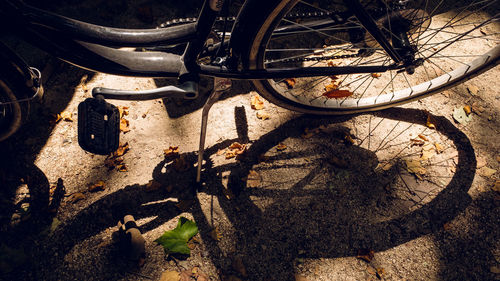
284 78 296 89
67 192 85 203
426 112 436 129
276 143 287 151
453 107 472 124
376 267 385 279
231 256 247 277
496 156 500 163
463 105 472 116
155 217 198 255
246 170 262 188
145 180 162 192
478 166 496 178
256 111 270 120
327 60 336 67
301 127 319 139
210 227 222 241
410 138 425 146
356 249 374 263
216 149 225 156
371 73 382 78
160 271 180 281
60 111 73 122
467 85 479 95
229 142 245 150
344 133 356 145
434 142 444 154
322 89 353 99
324 81 339 92
179 270 192 281
118 106 129 119
420 149 436 161
405 160 426 179
251 95 265 110
477 157 487 169
418 134 429 142
117 163 128 172
88 180 105 192
164 146 180 158
120 118 130 133
225 150 236 159
113 142 130 157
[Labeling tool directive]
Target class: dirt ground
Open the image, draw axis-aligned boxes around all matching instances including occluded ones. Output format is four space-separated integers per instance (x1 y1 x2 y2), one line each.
1 1 499 281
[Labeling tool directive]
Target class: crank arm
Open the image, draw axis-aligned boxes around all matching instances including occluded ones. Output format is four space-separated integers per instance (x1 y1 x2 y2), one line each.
92 81 198 100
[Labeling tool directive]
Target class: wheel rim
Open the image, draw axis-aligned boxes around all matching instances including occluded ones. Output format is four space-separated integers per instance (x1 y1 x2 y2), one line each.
0 80 22 141
256 0 500 111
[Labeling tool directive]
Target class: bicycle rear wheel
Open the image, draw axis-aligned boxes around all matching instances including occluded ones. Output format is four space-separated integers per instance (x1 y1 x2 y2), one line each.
238 0 500 114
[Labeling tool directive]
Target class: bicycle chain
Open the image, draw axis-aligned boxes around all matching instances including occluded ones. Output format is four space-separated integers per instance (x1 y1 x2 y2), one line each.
157 11 336 28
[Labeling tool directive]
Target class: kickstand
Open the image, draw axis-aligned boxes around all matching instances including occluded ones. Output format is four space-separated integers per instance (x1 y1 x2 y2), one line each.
196 78 232 183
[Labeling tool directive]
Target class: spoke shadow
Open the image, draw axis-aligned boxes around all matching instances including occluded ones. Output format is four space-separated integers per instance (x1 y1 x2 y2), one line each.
4 107 475 281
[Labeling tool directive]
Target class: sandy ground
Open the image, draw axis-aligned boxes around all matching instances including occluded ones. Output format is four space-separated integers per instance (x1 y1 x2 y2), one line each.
1 1 499 281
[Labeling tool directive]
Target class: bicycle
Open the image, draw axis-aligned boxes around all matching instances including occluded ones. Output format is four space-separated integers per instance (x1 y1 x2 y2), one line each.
1 0 498 182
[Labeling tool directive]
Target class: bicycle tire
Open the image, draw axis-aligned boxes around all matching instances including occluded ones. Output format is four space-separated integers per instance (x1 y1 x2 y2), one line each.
0 78 26 141
236 0 500 114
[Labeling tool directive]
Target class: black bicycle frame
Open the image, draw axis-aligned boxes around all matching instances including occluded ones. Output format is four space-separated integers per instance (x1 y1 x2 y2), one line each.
0 0 401 80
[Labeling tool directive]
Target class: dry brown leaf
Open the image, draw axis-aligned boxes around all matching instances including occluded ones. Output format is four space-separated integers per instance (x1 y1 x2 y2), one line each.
467 85 479 95
210 227 222 241
344 133 355 145
434 142 444 154
120 118 130 133
246 170 262 188
406 160 426 180
216 149 225 156
463 105 472 116
118 106 129 119
160 271 180 281
145 180 162 192
410 138 425 146
327 60 336 67
68 192 85 203
426 113 436 129
88 181 105 192
117 163 128 172
164 146 180 158
225 151 236 159
256 111 270 120
376 267 386 279
229 142 245 150
284 78 296 89
60 111 73 122
371 73 382 78
478 166 496 178
231 256 247 277
250 95 265 110
276 143 287 151
113 142 130 157
420 147 436 161
418 134 429 142
356 249 374 263
324 81 339 92
496 156 500 163
322 89 353 99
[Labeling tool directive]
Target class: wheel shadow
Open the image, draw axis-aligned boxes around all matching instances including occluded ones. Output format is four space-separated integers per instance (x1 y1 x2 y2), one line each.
2 107 476 280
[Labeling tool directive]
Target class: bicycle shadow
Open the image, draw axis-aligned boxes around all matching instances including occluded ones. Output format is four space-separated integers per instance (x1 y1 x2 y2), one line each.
5 107 476 281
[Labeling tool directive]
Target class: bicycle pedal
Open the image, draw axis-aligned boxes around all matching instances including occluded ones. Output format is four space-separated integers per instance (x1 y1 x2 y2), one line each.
77 96 120 155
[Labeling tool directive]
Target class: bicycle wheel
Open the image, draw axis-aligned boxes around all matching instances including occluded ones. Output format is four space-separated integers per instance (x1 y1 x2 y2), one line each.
238 0 500 114
0 79 24 141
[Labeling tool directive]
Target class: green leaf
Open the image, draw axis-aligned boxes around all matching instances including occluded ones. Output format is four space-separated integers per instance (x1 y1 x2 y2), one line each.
453 107 472 124
155 217 198 255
